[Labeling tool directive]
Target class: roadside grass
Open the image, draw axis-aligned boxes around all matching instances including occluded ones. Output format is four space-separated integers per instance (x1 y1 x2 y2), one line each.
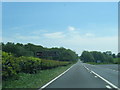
2 64 73 88
113 58 120 64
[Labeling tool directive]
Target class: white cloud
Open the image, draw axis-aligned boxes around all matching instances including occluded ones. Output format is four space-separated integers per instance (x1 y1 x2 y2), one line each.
42 35 118 55
41 27 118 55
31 30 47 35
43 32 65 39
11 34 41 41
68 26 75 31
3 26 118 55
17 36 40 40
85 33 95 37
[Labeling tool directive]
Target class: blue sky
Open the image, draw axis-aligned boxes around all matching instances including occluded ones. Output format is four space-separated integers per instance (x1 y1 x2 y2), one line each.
2 2 118 55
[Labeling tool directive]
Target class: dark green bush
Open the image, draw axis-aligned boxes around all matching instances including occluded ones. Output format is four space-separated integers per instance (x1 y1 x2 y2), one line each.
18 56 41 74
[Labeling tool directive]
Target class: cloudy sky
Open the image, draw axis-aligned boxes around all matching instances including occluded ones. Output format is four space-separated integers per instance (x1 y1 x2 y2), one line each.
2 2 118 55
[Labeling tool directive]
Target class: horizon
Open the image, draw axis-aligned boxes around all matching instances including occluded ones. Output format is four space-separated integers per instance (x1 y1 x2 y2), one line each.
2 42 118 56
2 2 118 55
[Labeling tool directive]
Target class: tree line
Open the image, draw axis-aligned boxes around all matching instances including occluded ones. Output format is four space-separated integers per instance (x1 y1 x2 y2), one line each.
2 42 78 62
80 51 120 64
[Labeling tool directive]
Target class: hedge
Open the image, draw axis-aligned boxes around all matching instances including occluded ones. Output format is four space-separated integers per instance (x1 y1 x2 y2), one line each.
2 52 71 80
2 52 20 80
41 59 70 69
17 56 41 74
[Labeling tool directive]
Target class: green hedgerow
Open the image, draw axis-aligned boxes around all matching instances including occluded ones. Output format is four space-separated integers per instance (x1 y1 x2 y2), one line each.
2 52 20 80
18 56 41 74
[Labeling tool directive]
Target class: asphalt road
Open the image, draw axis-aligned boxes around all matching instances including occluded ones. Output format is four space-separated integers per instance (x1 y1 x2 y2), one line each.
43 60 119 89
84 63 119 87
91 64 118 72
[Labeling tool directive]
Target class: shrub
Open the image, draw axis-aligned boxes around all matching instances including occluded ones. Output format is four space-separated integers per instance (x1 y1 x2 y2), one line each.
2 52 20 80
18 56 41 74
113 58 120 64
2 51 70 80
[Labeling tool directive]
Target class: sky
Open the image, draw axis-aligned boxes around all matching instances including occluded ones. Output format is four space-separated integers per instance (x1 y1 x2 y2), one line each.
2 2 118 55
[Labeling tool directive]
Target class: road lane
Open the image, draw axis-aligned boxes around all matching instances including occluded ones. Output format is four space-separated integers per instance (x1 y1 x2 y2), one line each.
93 64 118 71
44 61 115 88
83 63 118 87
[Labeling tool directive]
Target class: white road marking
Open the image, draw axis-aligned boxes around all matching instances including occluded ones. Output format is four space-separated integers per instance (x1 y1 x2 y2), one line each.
90 71 92 73
112 70 118 72
85 63 118 72
94 76 97 78
83 65 89 71
39 64 74 89
83 65 120 90
86 67 89 71
104 68 118 72
91 71 119 89
106 85 112 89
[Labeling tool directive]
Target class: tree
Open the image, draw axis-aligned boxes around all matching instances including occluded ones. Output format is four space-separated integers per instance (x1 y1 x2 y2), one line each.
2 42 78 62
80 51 114 63
105 51 112 56
112 53 116 58
117 52 120 58
80 51 94 62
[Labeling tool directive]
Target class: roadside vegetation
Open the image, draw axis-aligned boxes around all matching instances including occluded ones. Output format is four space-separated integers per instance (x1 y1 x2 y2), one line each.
3 63 73 88
80 51 120 64
2 42 78 61
2 42 78 88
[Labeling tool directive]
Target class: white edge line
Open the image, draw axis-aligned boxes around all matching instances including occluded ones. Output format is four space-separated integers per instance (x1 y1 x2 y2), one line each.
91 71 119 89
39 64 74 90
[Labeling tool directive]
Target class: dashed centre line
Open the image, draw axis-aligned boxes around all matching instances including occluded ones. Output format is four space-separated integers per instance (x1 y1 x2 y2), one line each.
106 85 112 89
94 76 97 78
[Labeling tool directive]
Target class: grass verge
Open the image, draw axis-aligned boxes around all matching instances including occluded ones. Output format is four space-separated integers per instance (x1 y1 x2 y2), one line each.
2 64 74 88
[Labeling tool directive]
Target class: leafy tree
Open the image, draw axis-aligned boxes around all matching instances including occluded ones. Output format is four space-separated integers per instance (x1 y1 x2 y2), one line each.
117 52 120 58
80 51 114 63
2 42 78 62
80 51 94 62
105 51 112 56
112 53 116 58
